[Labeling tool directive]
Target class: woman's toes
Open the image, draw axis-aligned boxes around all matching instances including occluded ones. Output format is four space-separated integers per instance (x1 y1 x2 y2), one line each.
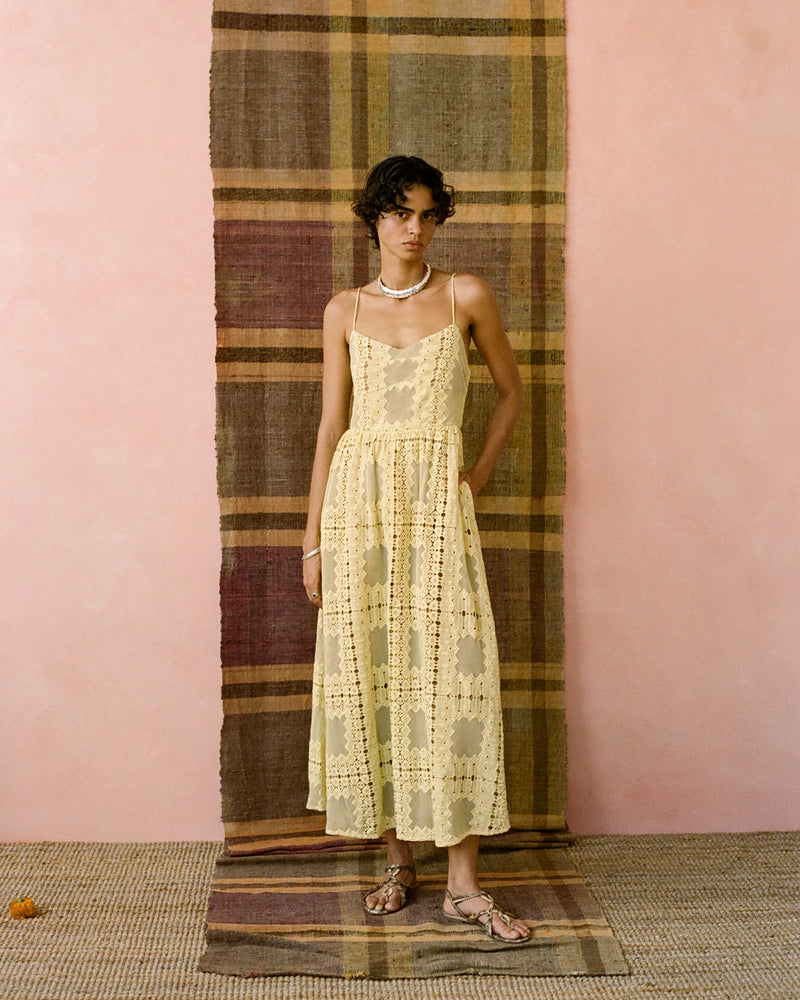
385 886 403 911
367 884 402 912
493 914 530 940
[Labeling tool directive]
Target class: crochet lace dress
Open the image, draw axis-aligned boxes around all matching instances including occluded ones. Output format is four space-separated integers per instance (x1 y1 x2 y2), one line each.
307 276 509 847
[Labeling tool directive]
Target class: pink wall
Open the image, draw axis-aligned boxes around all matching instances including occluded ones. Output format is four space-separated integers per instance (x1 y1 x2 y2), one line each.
564 0 800 832
1 2 221 840
2 2 798 840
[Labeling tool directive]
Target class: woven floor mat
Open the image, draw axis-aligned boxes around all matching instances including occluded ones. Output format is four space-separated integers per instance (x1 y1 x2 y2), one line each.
199 843 626 978
1 834 799 998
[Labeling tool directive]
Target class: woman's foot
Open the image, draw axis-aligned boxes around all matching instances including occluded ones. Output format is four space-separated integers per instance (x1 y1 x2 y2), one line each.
363 843 416 913
443 885 530 942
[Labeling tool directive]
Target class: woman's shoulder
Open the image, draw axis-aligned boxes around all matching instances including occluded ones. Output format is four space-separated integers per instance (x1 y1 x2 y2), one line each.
326 281 381 305
452 271 496 304
327 286 357 307
324 286 360 323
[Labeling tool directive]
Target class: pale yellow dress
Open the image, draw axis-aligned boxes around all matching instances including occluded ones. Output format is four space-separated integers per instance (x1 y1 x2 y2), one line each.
307 275 509 847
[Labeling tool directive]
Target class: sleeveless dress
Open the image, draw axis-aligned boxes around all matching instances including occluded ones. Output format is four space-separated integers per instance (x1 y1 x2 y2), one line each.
307 275 510 847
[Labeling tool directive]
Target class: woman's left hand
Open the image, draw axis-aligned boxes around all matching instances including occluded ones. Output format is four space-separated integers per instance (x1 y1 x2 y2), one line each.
458 468 485 496
303 552 323 608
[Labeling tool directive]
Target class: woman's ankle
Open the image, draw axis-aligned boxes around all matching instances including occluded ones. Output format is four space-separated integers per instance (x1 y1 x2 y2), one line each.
383 832 414 867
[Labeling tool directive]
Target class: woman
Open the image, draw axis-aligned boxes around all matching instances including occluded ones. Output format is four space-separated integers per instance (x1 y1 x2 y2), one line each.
302 155 529 943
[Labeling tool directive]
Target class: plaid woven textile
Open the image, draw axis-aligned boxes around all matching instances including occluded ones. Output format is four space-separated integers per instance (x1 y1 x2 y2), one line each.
212 1 566 854
203 2 630 980
200 842 628 978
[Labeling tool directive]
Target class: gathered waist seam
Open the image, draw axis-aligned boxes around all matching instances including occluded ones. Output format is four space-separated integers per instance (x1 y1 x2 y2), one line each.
343 424 461 439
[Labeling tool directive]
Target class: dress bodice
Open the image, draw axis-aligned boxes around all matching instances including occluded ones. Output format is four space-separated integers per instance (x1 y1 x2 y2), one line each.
348 323 469 432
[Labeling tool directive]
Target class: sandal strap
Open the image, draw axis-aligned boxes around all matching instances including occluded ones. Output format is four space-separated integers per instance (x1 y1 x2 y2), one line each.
447 890 515 938
446 888 493 912
376 864 416 902
380 880 407 903
384 864 416 876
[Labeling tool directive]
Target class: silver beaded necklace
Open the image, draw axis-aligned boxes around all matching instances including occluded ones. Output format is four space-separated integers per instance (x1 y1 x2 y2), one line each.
377 262 432 299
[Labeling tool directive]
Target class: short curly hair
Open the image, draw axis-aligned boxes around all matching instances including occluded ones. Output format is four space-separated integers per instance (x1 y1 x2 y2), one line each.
353 155 455 249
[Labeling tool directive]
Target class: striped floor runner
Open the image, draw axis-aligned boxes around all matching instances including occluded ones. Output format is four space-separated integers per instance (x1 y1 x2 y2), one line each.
200 842 627 977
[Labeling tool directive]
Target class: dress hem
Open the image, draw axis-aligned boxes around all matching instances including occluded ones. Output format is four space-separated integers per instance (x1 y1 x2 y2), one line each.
320 819 512 850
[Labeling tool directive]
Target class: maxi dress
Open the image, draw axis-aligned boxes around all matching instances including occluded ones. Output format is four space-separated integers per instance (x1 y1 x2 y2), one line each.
307 276 510 847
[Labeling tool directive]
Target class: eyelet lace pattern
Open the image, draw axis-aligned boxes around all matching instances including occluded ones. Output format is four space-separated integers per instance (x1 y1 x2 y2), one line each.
307 296 509 847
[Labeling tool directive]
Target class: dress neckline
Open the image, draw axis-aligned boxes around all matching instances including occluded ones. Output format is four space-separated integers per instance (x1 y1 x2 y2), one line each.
350 322 467 357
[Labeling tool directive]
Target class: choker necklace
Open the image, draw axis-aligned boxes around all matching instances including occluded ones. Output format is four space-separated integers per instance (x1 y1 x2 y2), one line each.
377 262 432 299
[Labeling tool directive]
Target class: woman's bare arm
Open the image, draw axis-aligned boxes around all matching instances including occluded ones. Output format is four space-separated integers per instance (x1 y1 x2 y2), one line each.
303 292 353 606
456 274 525 495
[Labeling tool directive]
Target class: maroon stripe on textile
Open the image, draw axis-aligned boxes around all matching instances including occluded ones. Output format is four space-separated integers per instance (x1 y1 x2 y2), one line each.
214 221 333 328
221 547 316 667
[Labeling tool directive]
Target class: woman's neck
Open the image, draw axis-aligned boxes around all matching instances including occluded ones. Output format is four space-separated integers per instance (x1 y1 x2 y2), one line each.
377 258 428 291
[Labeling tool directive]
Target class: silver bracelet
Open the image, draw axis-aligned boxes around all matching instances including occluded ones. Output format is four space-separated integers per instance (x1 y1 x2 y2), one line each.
301 545 321 561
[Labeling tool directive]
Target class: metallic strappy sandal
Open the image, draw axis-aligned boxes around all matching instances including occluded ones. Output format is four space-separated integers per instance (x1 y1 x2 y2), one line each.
443 889 531 943
362 863 418 915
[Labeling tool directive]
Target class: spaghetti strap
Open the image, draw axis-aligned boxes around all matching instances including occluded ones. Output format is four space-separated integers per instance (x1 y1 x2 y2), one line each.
352 287 361 333
450 273 456 325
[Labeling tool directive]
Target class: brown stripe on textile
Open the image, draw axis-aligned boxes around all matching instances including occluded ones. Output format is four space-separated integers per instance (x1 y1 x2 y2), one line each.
211 13 566 37
217 0 565 16
213 187 565 203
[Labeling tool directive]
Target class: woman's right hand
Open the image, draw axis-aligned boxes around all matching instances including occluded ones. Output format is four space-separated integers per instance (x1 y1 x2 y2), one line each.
303 552 323 608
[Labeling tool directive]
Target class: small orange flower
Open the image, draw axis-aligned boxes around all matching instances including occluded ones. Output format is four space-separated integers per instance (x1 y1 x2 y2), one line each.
9 897 37 919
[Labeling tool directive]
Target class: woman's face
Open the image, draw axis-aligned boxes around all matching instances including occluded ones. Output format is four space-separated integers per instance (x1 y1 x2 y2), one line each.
375 184 438 261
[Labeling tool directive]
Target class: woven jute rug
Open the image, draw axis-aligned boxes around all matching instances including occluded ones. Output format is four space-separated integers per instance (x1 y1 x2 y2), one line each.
206 0 594 978
3 835 800 998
